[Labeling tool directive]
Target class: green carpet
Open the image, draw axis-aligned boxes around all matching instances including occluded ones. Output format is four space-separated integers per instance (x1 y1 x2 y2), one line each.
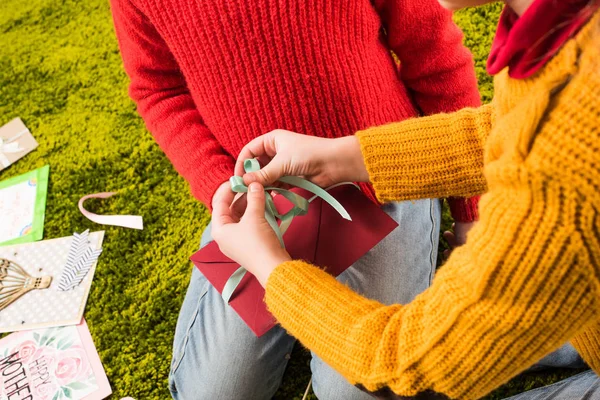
0 1 583 398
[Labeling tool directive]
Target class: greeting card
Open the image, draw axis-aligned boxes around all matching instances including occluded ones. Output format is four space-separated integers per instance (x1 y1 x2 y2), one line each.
0 166 49 247
0 118 38 172
0 320 112 400
0 232 104 333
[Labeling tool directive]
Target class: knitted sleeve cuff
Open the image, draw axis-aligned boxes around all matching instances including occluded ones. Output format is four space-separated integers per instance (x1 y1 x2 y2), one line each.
189 160 236 210
447 196 480 222
572 320 600 372
356 105 492 203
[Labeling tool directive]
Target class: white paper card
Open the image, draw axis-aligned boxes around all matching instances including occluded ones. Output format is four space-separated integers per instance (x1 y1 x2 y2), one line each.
0 181 37 243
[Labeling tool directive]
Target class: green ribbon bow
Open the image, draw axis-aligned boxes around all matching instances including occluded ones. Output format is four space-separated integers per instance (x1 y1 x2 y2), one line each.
221 159 352 303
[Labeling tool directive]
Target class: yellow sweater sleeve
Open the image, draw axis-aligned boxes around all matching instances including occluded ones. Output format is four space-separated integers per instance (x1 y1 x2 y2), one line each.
265 175 600 398
265 14 600 399
356 103 493 203
572 319 600 372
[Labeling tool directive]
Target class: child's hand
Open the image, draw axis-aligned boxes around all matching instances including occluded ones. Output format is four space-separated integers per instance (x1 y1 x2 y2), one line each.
443 222 475 259
235 129 369 188
211 181 292 287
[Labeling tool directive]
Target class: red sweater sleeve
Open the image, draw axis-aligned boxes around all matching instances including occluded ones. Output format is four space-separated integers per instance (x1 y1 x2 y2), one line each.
110 0 235 208
375 0 482 222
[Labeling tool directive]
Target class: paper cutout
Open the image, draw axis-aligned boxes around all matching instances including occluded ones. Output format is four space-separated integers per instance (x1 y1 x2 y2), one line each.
0 132 25 168
78 193 143 230
0 166 49 246
222 159 351 303
192 185 399 336
0 258 52 311
0 232 105 333
0 118 38 171
58 231 103 291
0 320 112 400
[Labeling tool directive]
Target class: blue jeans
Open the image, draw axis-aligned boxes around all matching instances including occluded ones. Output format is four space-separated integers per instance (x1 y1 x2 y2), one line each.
506 370 600 399
169 199 442 399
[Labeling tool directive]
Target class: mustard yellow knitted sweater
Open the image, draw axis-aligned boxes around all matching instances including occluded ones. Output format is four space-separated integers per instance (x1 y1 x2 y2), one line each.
264 13 600 399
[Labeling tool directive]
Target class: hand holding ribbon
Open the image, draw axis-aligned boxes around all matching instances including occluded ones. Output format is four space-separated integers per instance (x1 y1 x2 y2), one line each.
213 159 352 303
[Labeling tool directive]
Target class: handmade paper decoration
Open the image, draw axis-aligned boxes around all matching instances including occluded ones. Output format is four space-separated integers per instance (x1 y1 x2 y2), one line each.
0 232 104 333
0 165 49 246
58 230 103 291
0 118 38 171
0 258 52 311
78 192 143 230
192 162 398 336
0 320 112 400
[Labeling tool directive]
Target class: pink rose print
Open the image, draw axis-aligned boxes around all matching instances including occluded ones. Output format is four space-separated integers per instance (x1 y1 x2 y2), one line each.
11 340 37 364
33 380 58 400
54 347 91 386
55 356 80 384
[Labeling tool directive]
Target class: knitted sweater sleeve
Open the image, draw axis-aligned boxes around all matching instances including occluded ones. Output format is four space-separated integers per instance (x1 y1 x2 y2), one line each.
375 0 483 222
265 174 600 399
572 319 600 372
110 0 235 208
374 0 481 115
356 104 493 203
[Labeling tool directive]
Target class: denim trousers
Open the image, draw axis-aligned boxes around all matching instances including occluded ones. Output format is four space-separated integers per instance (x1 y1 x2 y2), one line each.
505 370 600 400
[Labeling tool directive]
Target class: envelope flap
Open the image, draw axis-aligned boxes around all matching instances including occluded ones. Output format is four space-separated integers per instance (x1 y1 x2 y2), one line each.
314 186 398 273
228 277 275 336
192 245 275 336
190 241 233 264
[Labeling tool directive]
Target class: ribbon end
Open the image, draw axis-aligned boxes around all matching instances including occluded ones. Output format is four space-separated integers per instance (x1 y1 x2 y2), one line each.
131 216 144 230
339 210 352 221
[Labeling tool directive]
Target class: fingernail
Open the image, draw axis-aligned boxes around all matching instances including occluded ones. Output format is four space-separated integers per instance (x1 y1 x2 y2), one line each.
249 183 262 192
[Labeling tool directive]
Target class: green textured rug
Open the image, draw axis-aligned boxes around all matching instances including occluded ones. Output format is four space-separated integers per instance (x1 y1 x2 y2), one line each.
0 1 583 398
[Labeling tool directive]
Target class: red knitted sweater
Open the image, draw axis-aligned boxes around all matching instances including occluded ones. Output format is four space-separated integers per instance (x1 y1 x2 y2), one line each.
110 0 481 221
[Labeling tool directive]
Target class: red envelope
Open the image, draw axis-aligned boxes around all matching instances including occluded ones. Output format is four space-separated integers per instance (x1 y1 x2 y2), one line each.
190 185 398 337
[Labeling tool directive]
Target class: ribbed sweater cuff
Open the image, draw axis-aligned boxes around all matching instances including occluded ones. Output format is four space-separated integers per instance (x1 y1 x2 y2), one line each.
448 196 480 222
572 321 600 372
190 160 235 210
265 260 377 336
355 107 490 203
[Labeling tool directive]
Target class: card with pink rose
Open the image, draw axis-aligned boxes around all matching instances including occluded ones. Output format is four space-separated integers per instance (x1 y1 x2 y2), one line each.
0 319 111 400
